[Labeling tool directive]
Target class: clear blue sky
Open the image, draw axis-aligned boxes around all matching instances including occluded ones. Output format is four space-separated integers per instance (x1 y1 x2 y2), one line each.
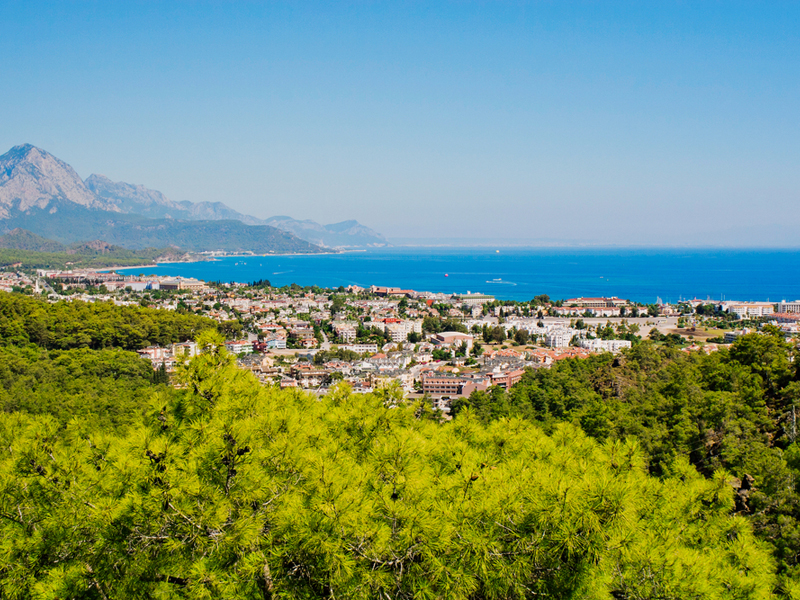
2 1 798 245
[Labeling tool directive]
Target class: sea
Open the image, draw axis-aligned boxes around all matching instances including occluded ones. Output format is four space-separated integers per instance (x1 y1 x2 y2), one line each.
117 247 800 305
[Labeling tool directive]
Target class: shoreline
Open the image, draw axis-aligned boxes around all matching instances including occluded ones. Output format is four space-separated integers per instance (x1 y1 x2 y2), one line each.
96 248 800 305
112 249 346 273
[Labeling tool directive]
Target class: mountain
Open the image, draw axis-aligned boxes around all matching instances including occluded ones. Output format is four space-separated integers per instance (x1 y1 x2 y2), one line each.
2 201 323 253
84 174 185 219
0 144 109 219
84 168 386 247
0 228 67 252
0 145 326 254
0 229 190 269
264 216 388 248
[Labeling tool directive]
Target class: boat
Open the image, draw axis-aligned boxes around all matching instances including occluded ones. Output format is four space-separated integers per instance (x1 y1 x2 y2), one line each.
485 278 516 286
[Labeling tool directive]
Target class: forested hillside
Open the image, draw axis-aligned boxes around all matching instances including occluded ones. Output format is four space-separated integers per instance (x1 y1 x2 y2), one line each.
0 291 797 598
0 331 788 598
455 330 800 581
0 292 217 349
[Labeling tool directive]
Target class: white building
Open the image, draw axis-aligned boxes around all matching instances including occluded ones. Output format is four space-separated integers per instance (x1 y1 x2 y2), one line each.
545 329 573 348
723 302 775 318
431 331 474 350
332 321 358 342
265 337 287 349
384 319 423 342
579 338 632 353
456 293 495 306
339 343 379 354
779 300 800 314
225 340 254 355
724 330 748 343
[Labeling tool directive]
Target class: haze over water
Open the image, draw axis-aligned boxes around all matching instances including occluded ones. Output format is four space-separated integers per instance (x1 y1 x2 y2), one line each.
119 247 800 304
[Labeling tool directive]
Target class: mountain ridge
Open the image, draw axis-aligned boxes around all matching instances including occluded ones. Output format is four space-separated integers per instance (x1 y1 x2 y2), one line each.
0 144 355 253
80 156 387 247
0 200 324 253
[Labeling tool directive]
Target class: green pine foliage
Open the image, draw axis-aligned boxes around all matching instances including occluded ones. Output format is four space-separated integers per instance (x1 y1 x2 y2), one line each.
0 290 796 597
456 332 800 582
0 345 162 432
0 332 783 598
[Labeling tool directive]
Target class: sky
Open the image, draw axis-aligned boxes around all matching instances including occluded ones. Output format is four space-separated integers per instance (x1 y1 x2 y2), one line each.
1 1 798 246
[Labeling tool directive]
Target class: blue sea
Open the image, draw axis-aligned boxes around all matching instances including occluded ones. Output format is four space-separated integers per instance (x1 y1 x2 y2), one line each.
117 247 800 304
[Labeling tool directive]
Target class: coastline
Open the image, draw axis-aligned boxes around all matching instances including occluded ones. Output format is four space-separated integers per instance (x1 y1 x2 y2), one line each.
113 249 346 273
101 247 800 304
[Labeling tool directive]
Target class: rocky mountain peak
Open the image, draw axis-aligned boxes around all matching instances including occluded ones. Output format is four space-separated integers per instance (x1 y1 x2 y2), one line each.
0 144 108 218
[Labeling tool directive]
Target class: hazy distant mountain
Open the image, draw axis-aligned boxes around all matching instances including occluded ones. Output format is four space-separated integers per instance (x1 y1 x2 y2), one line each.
2 201 322 253
86 174 267 224
0 144 326 254
85 173 185 219
176 200 266 225
265 216 388 248
85 169 386 246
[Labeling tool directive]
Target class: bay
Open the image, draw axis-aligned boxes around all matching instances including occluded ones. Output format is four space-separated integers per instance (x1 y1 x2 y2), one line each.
117 247 800 304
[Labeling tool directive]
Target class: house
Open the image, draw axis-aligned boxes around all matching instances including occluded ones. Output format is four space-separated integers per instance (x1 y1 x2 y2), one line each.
172 341 199 357
264 337 287 349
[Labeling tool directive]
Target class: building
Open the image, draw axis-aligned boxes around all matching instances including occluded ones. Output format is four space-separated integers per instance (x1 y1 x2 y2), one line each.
724 330 749 343
339 343 379 354
225 340 254 355
431 331 474 350
290 328 318 349
455 293 495 306
545 329 572 348
579 338 632 353
370 286 415 297
488 368 525 389
384 319 423 343
264 337 287 349
421 373 489 397
769 313 800 324
160 277 206 291
723 302 775 319
564 296 628 308
332 321 358 342
778 301 800 314
290 365 329 388
172 341 199 357
123 280 157 292
552 305 622 317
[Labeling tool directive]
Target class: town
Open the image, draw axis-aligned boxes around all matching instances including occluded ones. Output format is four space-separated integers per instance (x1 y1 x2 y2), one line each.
8 266 800 415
